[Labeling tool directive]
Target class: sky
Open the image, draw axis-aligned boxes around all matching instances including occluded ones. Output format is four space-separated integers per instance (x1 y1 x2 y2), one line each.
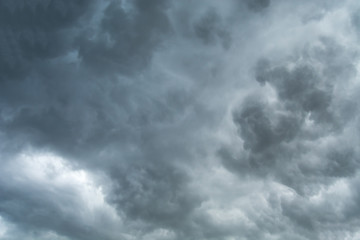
1 0 360 239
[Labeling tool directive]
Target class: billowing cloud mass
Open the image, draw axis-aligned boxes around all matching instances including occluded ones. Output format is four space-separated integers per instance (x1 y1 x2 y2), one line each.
1 0 360 239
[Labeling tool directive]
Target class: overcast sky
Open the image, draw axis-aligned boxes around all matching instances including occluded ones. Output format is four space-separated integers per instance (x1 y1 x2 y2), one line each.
1 0 360 239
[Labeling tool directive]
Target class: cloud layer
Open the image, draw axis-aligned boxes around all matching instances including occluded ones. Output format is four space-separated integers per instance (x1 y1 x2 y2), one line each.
1 0 360 239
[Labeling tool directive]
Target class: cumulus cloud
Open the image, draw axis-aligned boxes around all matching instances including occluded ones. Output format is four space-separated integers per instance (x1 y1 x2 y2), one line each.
1 0 360 239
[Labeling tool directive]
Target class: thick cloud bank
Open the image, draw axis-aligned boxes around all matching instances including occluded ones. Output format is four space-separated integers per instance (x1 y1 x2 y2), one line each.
1 0 360 239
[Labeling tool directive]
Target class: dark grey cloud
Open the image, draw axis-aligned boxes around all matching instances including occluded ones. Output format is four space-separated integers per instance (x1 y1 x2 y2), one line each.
78 0 172 75
222 41 358 188
0 0 94 81
245 0 271 12
193 8 232 49
1 0 360 240
0 1 212 239
219 19 360 238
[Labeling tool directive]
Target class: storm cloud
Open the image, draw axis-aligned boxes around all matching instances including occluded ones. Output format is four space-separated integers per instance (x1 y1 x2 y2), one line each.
1 0 360 239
